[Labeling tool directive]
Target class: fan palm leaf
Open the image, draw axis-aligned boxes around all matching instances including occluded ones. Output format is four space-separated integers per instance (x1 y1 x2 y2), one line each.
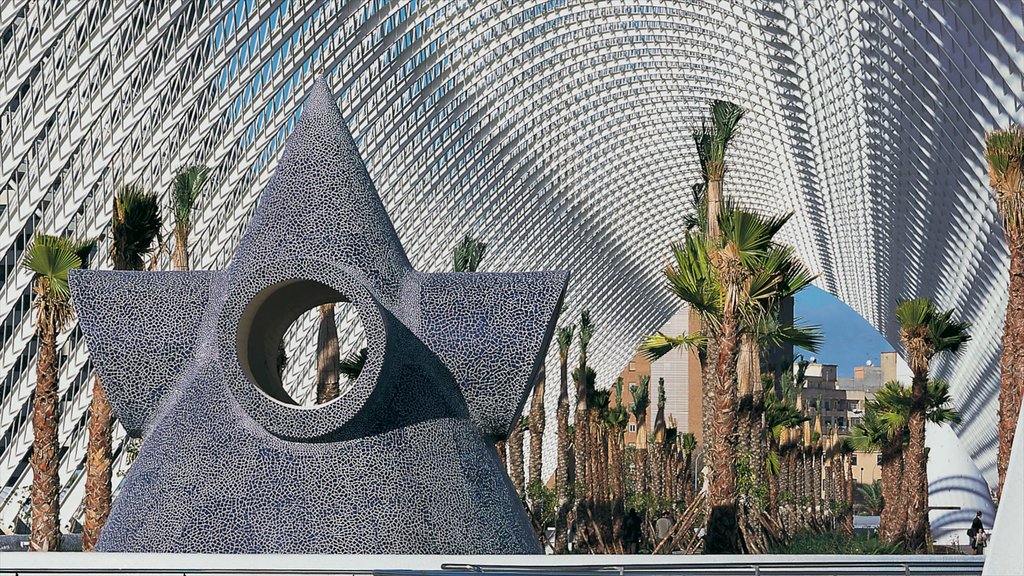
112 185 162 270
985 125 1024 230
171 165 210 234
637 331 706 361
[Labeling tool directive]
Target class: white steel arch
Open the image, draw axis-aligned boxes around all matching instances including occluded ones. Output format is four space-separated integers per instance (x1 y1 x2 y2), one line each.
0 0 1021 532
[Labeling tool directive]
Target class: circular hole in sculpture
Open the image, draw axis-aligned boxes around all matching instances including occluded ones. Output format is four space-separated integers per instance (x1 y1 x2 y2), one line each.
237 280 368 408
278 301 367 407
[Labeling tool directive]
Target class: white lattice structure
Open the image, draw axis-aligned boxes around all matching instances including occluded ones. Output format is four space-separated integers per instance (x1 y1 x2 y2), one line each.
0 0 1021 533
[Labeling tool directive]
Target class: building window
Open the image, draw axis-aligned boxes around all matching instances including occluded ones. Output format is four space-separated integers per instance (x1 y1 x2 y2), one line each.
838 400 846 411
628 362 636 372
628 424 636 432
824 400 830 411
851 454 858 466
837 417 845 429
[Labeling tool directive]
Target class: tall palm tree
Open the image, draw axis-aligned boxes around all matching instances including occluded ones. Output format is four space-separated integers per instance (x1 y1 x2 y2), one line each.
528 364 546 499
984 124 1024 496
652 378 667 499
629 376 650 492
508 416 528 497
607 378 629 550
763 378 807 518
315 304 340 404
170 165 210 271
680 432 697 504
574 311 595 490
573 310 595 547
83 186 162 550
553 325 574 553
894 297 970 550
849 383 907 543
706 208 789 553
693 101 745 240
24 235 95 551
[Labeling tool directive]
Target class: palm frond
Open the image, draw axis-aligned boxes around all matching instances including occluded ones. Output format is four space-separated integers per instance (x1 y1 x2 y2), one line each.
453 234 487 272
629 375 650 419
339 347 368 379
579 309 596 351
665 233 722 320
172 165 210 232
637 331 705 361
718 207 792 268
556 325 574 359
112 184 163 270
23 235 87 301
895 297 933 332
926 379 962 425
929 308 971 355
984 124 1024 230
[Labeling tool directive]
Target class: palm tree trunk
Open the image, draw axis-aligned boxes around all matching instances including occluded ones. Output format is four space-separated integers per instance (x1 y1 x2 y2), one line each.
554 356 571 554
529 365 546 490
82 375 112 550
705 307 740 553
30 314 61 551
684 451 694 504
509 424 526 497
904 369 929 551
316 303 340 404
767 439 779 519
171 227 190 271
496 440 507 468
879 443 901 543
706 178 722 240
999 230 1024 496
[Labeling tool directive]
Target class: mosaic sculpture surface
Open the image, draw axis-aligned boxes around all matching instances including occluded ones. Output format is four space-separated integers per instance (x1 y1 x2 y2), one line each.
69 77 567 554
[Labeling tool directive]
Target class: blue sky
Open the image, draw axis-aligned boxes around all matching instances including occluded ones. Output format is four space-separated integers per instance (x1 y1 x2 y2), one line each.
794 286 893 377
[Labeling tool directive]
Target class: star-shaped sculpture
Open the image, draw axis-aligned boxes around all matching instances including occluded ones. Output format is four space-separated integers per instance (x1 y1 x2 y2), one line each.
70 76 567 554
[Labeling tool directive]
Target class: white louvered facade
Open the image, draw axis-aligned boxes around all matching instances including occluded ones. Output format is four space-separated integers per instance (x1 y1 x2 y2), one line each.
0 0 1021 533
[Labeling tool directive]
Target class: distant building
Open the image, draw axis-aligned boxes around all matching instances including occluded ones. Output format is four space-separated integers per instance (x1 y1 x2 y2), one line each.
614 307 696 448
800 361 879 486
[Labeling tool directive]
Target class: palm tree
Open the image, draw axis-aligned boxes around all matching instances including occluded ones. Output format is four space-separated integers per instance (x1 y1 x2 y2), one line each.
693 101 745 240
857 481 883 516
984 124 1024 496
453 233 487 272
573 310 595 547
680 432 697 504
170 165 210 271
607 378 629 551
849 384 907 543
528 364 546 502
894 297 970 550
83 186 162 550
629 375 650 492
24 235 95 551
763 378 808 518
553 325 574 553
109 185 162 270
706 208 789 552
508 416 528 497
316 304 340 404
574 311 595 488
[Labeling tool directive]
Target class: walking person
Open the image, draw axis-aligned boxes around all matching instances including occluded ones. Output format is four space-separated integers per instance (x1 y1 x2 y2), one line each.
968 511 984 553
